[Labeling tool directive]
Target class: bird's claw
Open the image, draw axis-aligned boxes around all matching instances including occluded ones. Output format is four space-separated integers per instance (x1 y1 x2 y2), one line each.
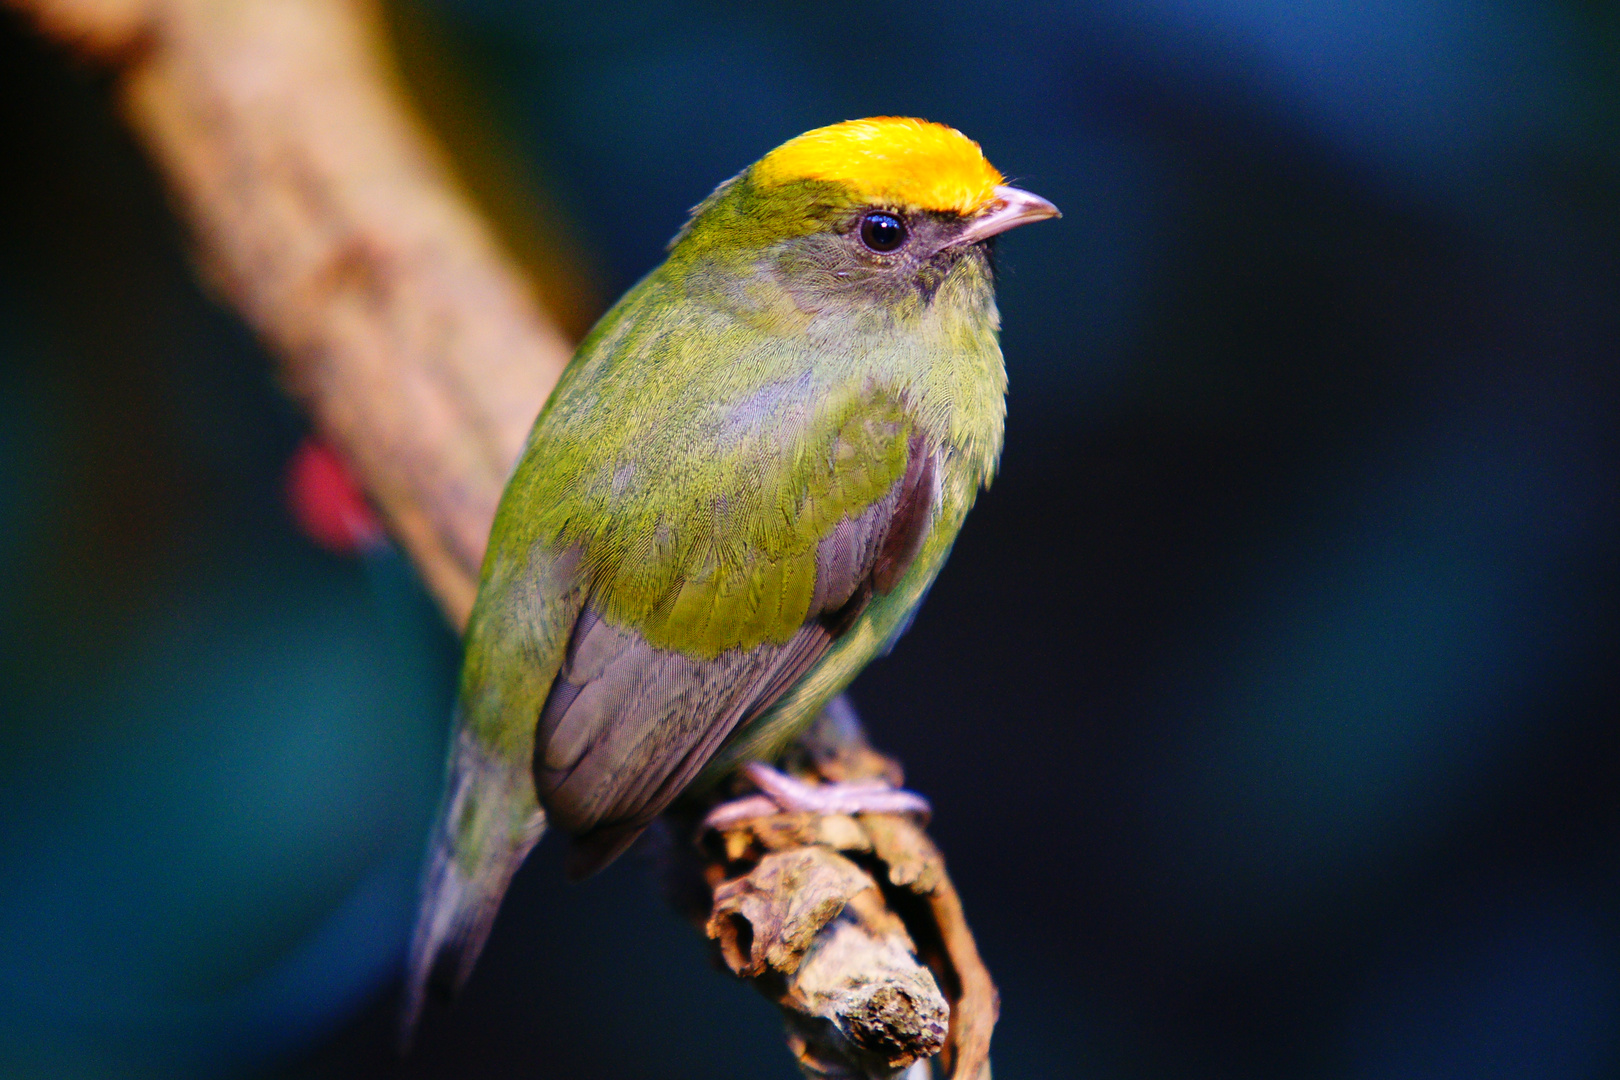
701 761 932 832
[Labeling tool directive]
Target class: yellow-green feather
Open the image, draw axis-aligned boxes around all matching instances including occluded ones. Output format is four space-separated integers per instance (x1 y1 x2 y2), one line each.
479 171 1003 678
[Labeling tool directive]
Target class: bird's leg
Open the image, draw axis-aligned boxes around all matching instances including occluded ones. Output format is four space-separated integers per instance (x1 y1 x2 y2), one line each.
702 761 932 831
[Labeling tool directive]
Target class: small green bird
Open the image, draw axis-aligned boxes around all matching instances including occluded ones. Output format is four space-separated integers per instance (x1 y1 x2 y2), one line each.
404 117 1057 1027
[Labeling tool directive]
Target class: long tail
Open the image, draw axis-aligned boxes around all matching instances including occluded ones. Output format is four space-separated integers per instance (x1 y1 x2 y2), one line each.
401 722 547 1045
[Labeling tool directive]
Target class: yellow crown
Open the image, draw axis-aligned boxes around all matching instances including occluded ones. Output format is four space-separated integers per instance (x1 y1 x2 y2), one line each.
753 117 1004 215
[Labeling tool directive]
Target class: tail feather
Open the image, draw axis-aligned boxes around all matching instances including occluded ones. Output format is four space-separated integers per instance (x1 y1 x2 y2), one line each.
401 724 546 1045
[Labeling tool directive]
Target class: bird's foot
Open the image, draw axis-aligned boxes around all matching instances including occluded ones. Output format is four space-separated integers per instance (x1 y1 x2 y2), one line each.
702 761 931 831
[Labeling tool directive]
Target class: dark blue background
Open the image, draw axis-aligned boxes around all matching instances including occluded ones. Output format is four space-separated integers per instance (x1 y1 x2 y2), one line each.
1 0 1617 1076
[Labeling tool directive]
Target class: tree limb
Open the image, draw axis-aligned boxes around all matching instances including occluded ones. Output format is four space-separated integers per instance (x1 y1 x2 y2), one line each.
8 0 570 627
667 700 998 1080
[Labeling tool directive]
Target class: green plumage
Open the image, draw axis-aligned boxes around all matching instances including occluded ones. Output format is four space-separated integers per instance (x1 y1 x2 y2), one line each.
405 149 1023 1032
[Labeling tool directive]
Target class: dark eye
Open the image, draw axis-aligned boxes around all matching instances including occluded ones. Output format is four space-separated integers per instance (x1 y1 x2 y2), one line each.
859 211 907 253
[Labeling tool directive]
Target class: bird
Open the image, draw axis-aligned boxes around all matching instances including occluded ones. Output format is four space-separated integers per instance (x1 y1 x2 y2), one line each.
403 116 1058 1033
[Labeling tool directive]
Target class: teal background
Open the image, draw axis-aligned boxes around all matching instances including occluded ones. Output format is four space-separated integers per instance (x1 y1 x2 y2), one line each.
1 1 1617 1077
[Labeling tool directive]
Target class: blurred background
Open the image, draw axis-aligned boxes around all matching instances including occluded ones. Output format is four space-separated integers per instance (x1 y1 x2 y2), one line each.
2 0 1618 1076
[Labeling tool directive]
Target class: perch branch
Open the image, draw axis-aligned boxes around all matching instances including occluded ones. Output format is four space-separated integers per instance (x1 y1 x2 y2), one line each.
10 2 999 1074
667 700 998 1080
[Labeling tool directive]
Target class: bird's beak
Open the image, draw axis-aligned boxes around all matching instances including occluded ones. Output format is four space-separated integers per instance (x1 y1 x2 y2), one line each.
952 185 1061 247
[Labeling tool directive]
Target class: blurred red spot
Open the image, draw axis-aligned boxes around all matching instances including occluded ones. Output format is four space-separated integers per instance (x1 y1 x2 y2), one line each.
285 437 387 555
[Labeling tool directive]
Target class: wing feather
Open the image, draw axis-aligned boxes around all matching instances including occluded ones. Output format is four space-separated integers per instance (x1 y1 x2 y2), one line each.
535 425 940 875
409 383 944 1038
401 540 585 1039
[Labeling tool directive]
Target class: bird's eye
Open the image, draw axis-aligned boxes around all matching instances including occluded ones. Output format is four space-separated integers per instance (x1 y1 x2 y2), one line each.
859 212 907 253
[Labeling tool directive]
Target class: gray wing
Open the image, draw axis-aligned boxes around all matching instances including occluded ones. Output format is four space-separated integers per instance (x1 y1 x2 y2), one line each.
539 433 938 878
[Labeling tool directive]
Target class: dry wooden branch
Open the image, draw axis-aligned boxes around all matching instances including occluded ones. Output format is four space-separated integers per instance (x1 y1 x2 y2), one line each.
666 700 998 1080
10 2 998 1074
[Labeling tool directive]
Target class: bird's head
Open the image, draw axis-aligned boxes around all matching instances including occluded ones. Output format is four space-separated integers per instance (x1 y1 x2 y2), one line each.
669 118 1059 315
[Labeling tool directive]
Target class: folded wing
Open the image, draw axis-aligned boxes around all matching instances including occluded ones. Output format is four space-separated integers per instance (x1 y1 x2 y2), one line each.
539 415 938 877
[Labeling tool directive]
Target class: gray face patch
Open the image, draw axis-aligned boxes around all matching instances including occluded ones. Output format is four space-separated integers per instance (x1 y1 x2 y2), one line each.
767 209 995 316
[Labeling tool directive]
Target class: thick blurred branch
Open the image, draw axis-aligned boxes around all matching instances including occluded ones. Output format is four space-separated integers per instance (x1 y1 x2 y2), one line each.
8 0 570 627
9 1 998 1074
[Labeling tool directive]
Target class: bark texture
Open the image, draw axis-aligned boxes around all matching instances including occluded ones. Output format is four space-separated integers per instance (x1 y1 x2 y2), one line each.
9 0 571 627
668 702 998 1080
